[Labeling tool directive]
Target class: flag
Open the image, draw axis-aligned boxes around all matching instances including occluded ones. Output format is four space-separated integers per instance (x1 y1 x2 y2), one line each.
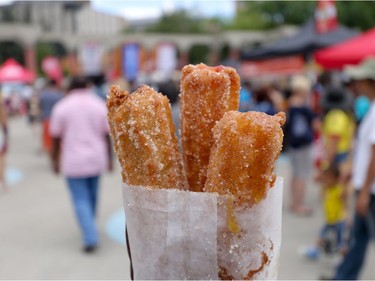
315 0 338 34
122 43 140 81
79 42 104 76
156 43 177 75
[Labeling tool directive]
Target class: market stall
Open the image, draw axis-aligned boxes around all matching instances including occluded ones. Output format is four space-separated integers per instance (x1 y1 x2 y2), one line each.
314 28 375 69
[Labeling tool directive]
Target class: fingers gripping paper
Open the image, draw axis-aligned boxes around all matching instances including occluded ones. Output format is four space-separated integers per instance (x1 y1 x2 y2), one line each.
123 177 283 280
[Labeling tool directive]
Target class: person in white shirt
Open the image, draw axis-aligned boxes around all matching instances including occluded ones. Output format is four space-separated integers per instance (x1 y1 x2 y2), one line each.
334 57 375 280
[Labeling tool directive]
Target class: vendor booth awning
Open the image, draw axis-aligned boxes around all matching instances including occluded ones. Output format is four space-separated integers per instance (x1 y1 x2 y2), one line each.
0 58 35 83
314 28 375 69
241 20 358 61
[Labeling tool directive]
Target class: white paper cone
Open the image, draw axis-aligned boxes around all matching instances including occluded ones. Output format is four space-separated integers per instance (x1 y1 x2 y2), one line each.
123 177 283 280
216 177 283 280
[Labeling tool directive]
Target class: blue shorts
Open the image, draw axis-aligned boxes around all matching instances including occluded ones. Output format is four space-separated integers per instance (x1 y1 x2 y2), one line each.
320 220 347 249
334 152 349 165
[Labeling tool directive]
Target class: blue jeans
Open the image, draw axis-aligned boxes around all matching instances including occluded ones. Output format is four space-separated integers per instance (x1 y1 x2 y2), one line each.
334 194 375 280
66 175 100 247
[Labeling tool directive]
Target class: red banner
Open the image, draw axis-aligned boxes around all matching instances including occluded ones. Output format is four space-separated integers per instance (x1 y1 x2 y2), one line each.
240 56 305 79
315 0 338 34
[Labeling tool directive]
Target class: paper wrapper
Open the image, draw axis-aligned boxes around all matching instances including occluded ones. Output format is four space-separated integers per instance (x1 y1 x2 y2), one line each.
123 177 283 280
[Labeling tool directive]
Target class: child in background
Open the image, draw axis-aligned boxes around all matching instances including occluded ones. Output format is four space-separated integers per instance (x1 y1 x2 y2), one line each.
305 164 348 259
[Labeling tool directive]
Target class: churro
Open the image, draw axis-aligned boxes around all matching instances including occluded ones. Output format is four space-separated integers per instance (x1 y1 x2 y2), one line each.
109 85 187 189
180 64 240 192
204 111 286 206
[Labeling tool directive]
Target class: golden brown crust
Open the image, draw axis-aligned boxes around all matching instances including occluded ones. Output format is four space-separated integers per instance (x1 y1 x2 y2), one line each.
204 111 286 206
180 64 240 192
110 85 187 189
107 85 129 181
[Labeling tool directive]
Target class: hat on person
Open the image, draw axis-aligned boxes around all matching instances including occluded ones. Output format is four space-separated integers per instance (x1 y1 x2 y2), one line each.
344 57 375 81
321 87 353 112
290 75 311 93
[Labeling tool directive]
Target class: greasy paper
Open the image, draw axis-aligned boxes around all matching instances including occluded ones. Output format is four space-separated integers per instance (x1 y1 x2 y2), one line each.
123 177 283 280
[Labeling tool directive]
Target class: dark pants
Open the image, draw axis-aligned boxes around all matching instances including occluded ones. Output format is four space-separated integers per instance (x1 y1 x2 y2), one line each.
334 194 375 280
66 175 100 247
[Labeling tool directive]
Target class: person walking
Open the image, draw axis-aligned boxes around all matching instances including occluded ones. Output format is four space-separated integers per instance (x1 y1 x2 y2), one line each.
334 57 375 280
286 75 317 216
49 76 113 253
39 79 63 154
321 87 355 168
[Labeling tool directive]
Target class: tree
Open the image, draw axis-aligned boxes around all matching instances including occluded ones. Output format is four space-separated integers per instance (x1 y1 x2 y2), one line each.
336 1 375 31
227 1 315 30
36 42 67 76
189 44 210 64
229 1 375 31
128 1 375 34
0 41 24 65
144 10 224 34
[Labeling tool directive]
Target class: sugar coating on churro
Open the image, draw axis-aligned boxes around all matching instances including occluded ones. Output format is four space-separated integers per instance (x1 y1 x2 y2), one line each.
204 111 286 206
107 85 129 181
180 63 240 192
112 85 187 189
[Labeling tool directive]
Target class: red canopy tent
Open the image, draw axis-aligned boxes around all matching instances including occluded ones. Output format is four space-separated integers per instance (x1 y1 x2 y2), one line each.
0 58 35 83
314 27 375 69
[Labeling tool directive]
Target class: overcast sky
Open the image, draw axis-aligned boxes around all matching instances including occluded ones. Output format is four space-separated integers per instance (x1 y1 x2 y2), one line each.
91 0 235 21
0 0 235 21
0 0 13 5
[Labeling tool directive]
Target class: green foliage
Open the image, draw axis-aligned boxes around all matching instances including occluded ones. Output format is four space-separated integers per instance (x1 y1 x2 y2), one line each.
131 1 375 34
0 42 24 65
255 1 316 26
35 42 66 76
146 10 204 33
227 1 315 30
189 44 210 64
36 42 54 76
145 10 224 34
336 1 375 31
226 6 271 30
229 1 375 31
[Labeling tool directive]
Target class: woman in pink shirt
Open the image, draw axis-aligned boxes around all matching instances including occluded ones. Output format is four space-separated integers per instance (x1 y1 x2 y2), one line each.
50 76 113 253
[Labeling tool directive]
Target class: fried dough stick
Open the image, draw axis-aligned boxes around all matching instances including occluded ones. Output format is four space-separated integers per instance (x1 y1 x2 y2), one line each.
111 85 187 189
180 64 240 192
204 111 286 206
107 85 129 181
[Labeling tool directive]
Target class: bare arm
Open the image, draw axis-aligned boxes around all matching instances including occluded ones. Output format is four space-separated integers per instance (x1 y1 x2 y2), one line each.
357 144 375 216
51 137 61 174
325 136 340 165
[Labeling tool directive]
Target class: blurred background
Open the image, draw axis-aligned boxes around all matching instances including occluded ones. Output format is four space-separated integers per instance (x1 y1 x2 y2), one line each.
0 0 375 279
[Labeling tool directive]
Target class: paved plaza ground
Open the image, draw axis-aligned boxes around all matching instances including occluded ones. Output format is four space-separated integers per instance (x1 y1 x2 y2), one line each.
0 118 374 279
